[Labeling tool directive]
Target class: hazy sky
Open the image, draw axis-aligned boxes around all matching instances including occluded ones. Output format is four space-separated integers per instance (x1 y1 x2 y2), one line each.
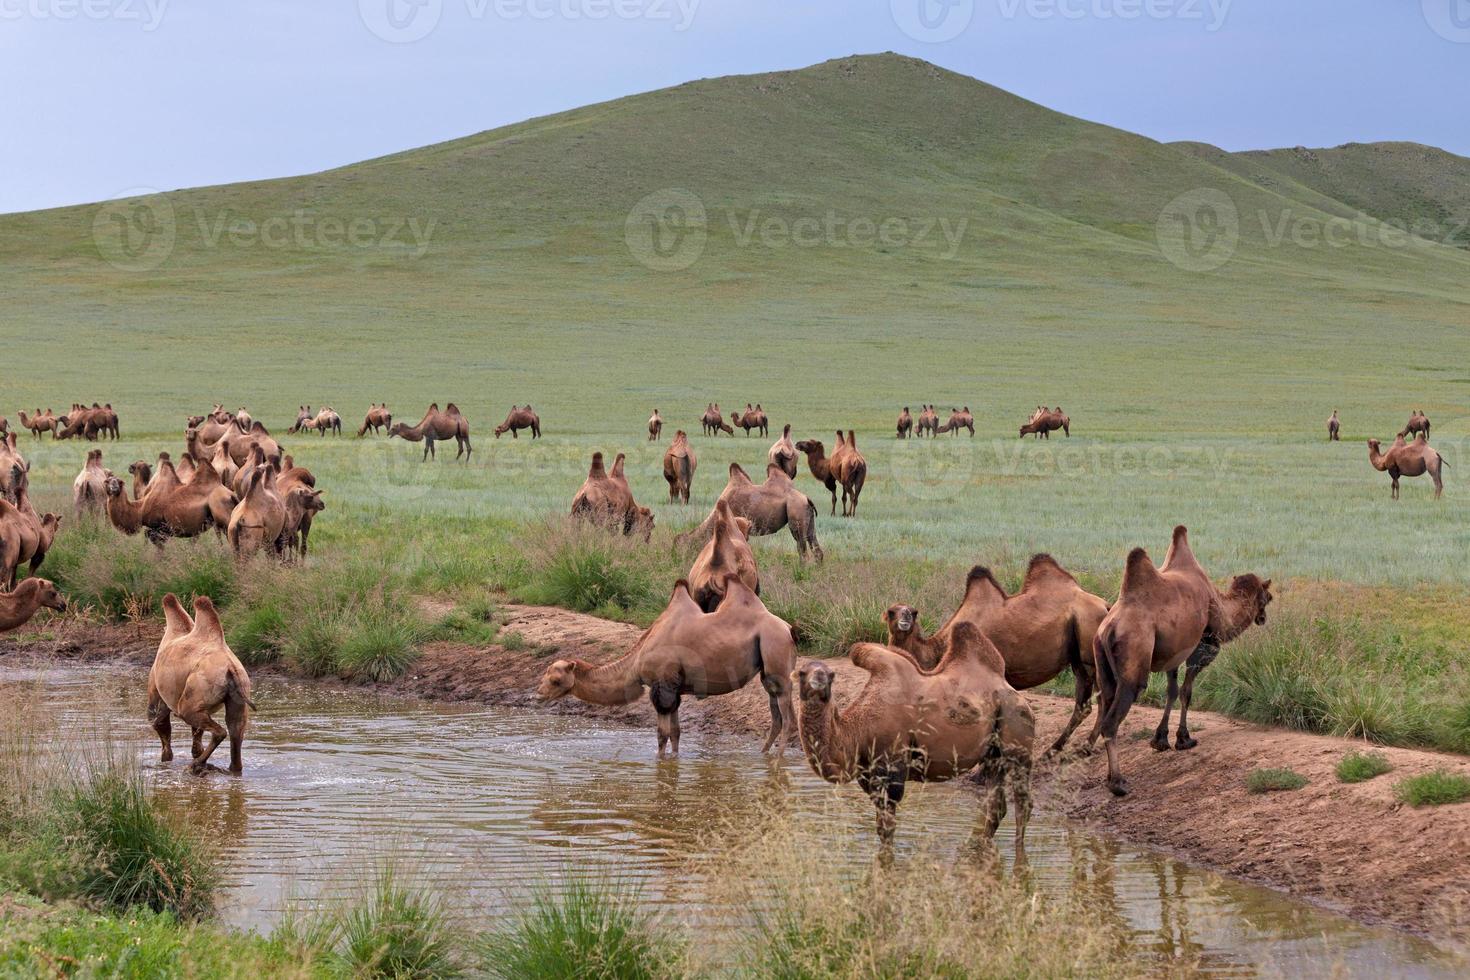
3 0 1467 214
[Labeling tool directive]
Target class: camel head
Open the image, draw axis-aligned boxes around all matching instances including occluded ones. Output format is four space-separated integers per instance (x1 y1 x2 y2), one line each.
794 661 834 703
104 475 125 497
1231 574 1274 626
633 506 655 539
387 422 406 439
794 439 824 457
25 578 67 613
537 660 581 700
884 603 919 641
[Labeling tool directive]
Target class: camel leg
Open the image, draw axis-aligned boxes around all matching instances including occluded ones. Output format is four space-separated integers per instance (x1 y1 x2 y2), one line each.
1046 668 1095 757
224 696 248 776
1011 754 1032 861
1433 462 1444 499
1175 663 1204 750
860 764 905 853
181 710 227 775
759 674 793 756
650 682 681 758
1094 645 1141 796
1151 669 1179 752
147 682 173 762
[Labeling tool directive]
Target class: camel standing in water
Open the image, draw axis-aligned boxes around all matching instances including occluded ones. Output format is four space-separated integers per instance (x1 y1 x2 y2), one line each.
767 424 798 479
795 431 867 517
389 403 472 461
0 578 67 632
662 430 697 504
539 578 796 758
896 407 913 439
795 623 1034 851
149 594 255 776
1090 527 1272 796
1368 435 1446 499
647 410 663 441
1327 410 1340 441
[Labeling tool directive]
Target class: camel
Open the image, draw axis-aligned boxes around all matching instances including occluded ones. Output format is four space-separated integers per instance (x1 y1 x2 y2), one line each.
767 423 798 479
648 410 663 441
228 465 286 558
128 460 154 501
0 433 25 504
662 430 697 504
307 407 342 436
104 456 236 547
72 449 112 517
1368 435 1446 499
0 578 67 632
731 403 769 437
916 405 939 438
938 407 975 437
896 407 913 439
494 405 541 440
1020 407 1069 439
884 556 1109 756
687 498 758 611
358 403 393 437
0 489 61 589
538 577 796 758
186 412 237 451
17 410 56 439
680 462 822 562
571 452 654 538
389 403 472 462
1327 410 1340 442
208 421 281 468
1090 526 1273 796
1400 411 1431 441
288 406 314 434
794 622 1034 851
276 458 321 559
56 403 118 441
701 403 733 437
795 431 866 517
148 594 255 776
233 408 252 432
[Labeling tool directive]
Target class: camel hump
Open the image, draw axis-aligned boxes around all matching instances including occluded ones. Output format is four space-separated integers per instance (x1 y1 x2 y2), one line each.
942 622 1007 673
764 462 789 482
588 452 607 479
1121 547 1160 593
161 592 194 635
191 596 224 640
715 497 732 519
728 462 752 484
445 402 461 415
610 453 627 479
963 565 1008 603
849 642 913 679
1024 553 1076 588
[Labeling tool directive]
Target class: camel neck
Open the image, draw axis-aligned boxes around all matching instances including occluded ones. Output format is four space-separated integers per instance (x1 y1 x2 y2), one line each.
0 586 40 631
571 657 644 706
1213 593 1258 644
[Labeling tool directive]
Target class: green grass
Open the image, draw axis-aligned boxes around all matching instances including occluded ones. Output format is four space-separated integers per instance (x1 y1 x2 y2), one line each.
1394 770 1470 807
332 868 464 979
1245 768 1309 794
1337 751 1394 783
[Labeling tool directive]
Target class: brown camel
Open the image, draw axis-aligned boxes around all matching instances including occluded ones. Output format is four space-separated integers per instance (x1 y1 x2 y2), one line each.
680 462 822 562
538 577 796 758
104 456 235 547
389 403 472 461
1400 411 1431 441
276 458 322 560
186 414 236 452
916 405 939 438
701 403 734 437
1327 410 1340 441
72 449 112 517
731 403 769 437
494 405 541 440
148 594 255 776
299 407 342 436
767 424 798 479
0 433 25 504
687 498 758 612
939 407 975 437
358 403 393 437
662 430 697 504
287 406 314 434
647 410 663 441
571 452 654 538
1020 407 1069 439
56 404 118 441
1368 435 1446 499
896 407 913 439
209 421 281 468
17 410 57 440
0 578 67 632
228 465 286 558
128 460 154 501
0 489 61 589
795 622 1034 851
1090 526 1272 796
795 431 866 517
884 556 1109 756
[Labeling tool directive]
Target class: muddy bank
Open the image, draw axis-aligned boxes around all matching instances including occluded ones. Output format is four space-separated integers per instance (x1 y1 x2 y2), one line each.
5 605 1469 948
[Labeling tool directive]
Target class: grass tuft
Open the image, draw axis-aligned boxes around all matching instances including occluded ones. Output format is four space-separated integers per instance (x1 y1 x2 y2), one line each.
1245 768 1308 794
1394 770 1470 807
1336 751 1393 784
333 868 463 979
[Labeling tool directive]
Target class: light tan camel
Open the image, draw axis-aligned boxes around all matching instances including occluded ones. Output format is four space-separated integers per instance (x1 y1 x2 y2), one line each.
287 406 314 434
795 431 867 517
210 422 281 468
538 577 796 758
0 488 61 589
731 403 769 437
0 578 67 632
148 594 255 776
896 407 913 439
1020 408 1069 439
795 623 1034 851
647 410 663 441
358 403 392 437
72 449 112 517
680 462 822 562
1090 526 1272 795
571 452 654 538
701 403 733 437
389 403 472 461
228 465 286 558
687 498 758 612
1327 410 1340 441
767 424 798 479
884 556 1109 756
299 407 342 436
494 405 541 439
916 405 939 438
1368 435 1446 499
1400 411 1431 440
662 430 697 504
17 410 56 440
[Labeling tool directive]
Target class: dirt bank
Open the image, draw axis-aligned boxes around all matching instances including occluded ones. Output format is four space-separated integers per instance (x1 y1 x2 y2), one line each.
5 604 1469 947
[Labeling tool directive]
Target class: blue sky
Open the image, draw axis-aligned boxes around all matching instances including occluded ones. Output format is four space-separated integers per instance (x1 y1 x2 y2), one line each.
2 0 1466 214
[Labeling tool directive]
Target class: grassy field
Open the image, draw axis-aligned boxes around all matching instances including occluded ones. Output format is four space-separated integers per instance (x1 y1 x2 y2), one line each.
3 53 1470 752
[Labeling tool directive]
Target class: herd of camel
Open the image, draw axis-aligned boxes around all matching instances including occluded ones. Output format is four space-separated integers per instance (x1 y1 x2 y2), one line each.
0 396 1447 851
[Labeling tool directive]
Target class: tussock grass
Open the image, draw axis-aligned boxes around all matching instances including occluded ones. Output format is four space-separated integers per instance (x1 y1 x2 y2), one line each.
1394 770 1470 807
1245 768 1308 794
330 867 464 979
1336 751 1394 783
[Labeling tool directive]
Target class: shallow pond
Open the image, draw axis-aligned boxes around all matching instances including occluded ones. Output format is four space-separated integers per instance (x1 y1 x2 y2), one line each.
3 664 1460 978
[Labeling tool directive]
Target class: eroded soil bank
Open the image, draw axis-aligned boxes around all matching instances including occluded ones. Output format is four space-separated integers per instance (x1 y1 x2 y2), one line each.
5 603 1469 949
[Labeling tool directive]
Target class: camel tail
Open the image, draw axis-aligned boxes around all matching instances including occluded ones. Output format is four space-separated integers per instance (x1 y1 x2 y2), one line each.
226 668 257 712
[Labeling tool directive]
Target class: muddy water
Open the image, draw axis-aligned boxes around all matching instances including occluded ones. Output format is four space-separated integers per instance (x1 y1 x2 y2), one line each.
5 664 1459 978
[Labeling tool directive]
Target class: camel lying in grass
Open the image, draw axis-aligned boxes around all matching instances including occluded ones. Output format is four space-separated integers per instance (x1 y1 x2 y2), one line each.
572 452 654 538
795 623 1034 851
538 577 796 758
680 463 822 562
0 578 67 632
149 594 255 776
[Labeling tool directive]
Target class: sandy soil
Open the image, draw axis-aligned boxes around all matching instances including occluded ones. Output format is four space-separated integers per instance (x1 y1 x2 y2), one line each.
5 604 1468 946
